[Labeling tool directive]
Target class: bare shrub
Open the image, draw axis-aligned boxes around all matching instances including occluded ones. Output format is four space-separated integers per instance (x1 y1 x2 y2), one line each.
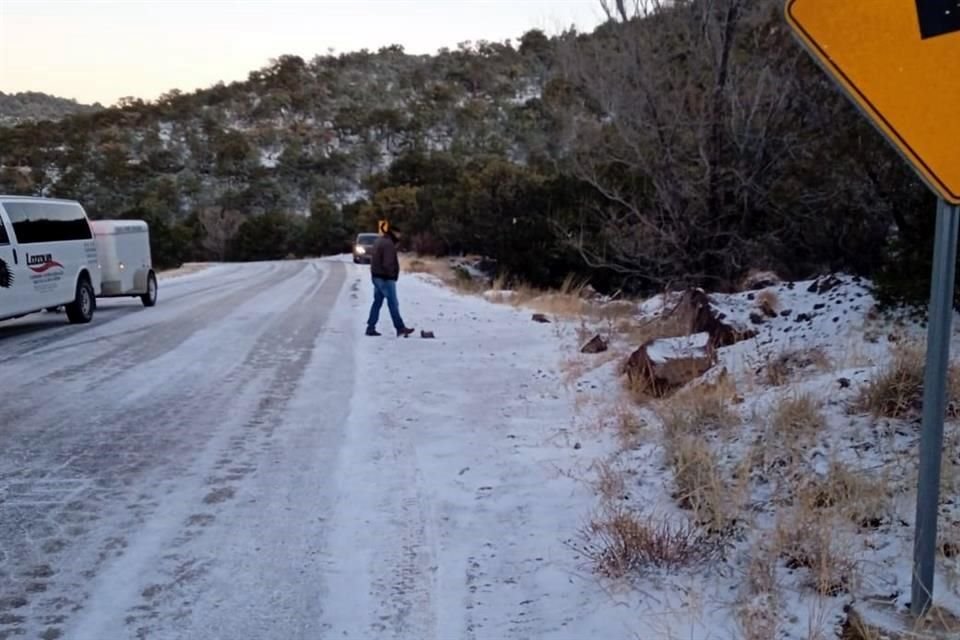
576 506 722 578
198 207 244 261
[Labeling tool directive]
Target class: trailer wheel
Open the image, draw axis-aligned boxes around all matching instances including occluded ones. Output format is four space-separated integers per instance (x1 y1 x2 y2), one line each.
141 272 158 307
65 278 95 324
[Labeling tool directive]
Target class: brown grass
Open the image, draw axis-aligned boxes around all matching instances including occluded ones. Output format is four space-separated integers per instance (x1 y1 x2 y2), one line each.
856 342 960 418
762 347 832 387
775 506 859 597
402 255 489 294
736 545 781 640
614 404 646 449
798 462 891 530
769 393 826 448
665 436 743 534
591 459 628 502
756 289 780 314
658 384 740 440
615 306 692 348
576 506 722 578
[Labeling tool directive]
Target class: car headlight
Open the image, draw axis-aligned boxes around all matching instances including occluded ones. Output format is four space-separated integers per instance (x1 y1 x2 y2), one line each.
356 246 366 255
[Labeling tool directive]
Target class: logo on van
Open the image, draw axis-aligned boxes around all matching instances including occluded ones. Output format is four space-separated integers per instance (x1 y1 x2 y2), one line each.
0 258 12 288
26 253 64 274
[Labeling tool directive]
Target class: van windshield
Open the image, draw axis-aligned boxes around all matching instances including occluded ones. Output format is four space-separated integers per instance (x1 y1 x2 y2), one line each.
357 234 378 246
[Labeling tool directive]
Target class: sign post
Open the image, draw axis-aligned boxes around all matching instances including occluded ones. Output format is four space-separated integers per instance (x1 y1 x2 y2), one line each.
786 0 960 615
912 199 960 614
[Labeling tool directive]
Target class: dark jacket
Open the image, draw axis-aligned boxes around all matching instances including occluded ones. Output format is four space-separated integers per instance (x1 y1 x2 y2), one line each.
370 233 400 281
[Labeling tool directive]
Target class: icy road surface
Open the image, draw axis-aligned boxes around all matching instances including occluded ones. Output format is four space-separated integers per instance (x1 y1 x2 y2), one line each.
0 260 635 640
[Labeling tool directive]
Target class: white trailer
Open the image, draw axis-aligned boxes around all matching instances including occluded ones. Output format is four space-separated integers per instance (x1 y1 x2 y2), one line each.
90 219 158 307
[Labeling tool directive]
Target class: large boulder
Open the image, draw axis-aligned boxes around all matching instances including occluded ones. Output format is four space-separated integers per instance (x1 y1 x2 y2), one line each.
675 289 756 348
623 332 716 397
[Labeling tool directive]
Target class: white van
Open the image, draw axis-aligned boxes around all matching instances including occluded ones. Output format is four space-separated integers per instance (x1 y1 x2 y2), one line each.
0 195 102 324
91 219 157 307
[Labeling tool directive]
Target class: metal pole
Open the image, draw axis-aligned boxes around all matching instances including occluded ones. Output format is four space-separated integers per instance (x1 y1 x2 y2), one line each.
911 199 960 616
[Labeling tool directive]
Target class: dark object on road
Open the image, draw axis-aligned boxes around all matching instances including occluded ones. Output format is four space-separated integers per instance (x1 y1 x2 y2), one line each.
581 335 608 354
421 330 435 339
532 313 551 323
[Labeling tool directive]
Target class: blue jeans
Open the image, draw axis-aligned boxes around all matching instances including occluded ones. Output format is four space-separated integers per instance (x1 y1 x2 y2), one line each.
367 277 405 331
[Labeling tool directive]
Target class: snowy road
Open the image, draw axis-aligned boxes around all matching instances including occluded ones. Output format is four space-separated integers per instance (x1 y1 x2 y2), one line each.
0 259 636 640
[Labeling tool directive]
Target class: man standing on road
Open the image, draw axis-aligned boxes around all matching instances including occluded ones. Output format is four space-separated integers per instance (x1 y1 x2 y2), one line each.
366 225 415 337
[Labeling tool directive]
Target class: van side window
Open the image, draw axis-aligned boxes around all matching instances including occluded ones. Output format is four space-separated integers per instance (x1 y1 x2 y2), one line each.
4 202 93 244
0 217 9 245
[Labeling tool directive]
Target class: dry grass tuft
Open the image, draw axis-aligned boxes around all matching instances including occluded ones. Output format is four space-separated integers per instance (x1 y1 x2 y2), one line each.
736 546 781 640
658 385 740 440
402 255 488 294
756 289 780 314
615 404 646 448
762 347 832 387
615 307 692 348
775 507 859 597
665 436 742 534
770 393 826 448
799 462 891 530
856 342 960 418
590 459 629 502
576 506 722 578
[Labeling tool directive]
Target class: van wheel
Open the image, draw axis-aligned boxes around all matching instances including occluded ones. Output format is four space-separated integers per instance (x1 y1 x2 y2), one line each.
65 279 95 324
141 272 158 307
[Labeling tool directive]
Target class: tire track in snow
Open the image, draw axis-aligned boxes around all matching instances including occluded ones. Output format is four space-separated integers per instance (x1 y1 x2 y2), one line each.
0 261 339 640
366 425 439 639
0 263 263 367
66 261 347 640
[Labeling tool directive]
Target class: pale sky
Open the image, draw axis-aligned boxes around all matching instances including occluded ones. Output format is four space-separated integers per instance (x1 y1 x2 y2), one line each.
0 0 605 106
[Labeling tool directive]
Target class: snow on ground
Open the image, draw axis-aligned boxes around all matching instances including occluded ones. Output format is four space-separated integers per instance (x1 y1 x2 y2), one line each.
545 273 960 638
4 257 958 639
259 148 282 168
322 268 642 638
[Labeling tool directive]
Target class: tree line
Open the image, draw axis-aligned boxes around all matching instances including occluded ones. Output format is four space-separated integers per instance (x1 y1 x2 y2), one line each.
0 0 944 303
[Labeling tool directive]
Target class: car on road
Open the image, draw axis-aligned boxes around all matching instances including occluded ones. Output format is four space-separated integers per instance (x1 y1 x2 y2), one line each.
0 195 102 324
91 219 158 307
353 233 379 264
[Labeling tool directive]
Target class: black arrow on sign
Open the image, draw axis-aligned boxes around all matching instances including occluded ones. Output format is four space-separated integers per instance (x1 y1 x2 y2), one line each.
916 0 960 39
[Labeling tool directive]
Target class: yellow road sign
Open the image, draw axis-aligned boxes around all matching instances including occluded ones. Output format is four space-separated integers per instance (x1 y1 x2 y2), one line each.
785 0 960 204
378 219 389 234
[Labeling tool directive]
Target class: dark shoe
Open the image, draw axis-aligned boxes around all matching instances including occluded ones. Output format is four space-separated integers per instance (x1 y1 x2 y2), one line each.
366 327 381 337
397 327 415 338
